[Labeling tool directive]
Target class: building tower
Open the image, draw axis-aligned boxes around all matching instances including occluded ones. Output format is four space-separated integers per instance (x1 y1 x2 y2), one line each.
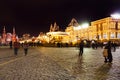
49 22 59 32
12 27 16 42
1 26 7 44
50 24 53 32
53 22 59 31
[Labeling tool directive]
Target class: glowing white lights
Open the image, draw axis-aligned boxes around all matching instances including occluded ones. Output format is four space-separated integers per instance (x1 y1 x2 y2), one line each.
73 23 89 30
73 26 82 30
111 13 120 19
81 23 89 28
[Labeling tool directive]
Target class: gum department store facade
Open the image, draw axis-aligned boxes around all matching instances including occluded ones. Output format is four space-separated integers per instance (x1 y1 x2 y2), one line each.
65 17 120 43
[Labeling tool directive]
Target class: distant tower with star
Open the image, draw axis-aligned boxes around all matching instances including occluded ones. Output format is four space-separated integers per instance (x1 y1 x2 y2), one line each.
12 27 17 42
1 26 7 44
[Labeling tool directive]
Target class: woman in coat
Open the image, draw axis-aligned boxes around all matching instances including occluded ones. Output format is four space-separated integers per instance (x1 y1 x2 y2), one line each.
104 41 113 63
23 41 29 56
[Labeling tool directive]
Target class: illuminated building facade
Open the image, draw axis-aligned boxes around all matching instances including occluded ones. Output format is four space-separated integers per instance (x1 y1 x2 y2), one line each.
47 22 69 43
0 27 18 45
37 22 70 43
65 17 120 42
89 17 120 41
36 16 120 44
65 18 80 43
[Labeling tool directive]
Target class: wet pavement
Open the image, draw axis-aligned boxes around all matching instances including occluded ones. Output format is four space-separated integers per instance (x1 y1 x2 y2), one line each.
0 47 120 80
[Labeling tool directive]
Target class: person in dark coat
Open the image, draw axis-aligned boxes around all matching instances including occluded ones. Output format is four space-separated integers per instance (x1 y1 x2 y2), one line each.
13 40 20 55
104 41 113 63
79 40 84 56
112 42 116 52
9 41 13 49
23 41 29 56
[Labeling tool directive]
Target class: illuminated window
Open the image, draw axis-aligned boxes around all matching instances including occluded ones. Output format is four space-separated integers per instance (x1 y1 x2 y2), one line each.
94 35 97 39
103 33 107 39
110 22 115 29
98 24 101 31
103 23 107 30
117 33 120 39
118 23 120 29
98 34 101 39
110 32 115 38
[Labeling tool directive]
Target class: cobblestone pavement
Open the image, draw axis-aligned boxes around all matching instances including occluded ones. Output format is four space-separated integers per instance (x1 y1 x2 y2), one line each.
0 47 75 80
38 47 120 80
0 47 120 80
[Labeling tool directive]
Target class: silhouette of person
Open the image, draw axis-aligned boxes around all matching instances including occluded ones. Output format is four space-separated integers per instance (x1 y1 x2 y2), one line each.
13 40 20 55
79 40 84 56
23 41 29 56
112 42 116 52
9 41 13 49
104 41 113 63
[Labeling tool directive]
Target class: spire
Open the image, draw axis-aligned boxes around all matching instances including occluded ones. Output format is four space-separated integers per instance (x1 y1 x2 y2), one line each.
49 22 60 32
57 25 59 31
53 22 59 31
53 22 57 31
2 26 6 43
50 24 53 32
3 26 6 34
12 27 16 42
13 27 16 34
54 22 57 28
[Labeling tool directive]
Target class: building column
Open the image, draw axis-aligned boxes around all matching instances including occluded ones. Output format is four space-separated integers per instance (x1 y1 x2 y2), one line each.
115 21 118 39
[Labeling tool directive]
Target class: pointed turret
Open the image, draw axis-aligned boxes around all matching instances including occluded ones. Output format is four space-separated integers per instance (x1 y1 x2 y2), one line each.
57 25 59 31
13 27 16 34
49 22 60 32
2 26 6 38
50 24 53 32
53 22 57 31
3 26 6 34
1 26 7 44
53 22 59 31
12 27 16 42
68 18 79 27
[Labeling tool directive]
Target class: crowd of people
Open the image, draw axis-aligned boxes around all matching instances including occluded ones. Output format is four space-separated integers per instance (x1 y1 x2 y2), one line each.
78 40 119 64
9 40 29 56
8 39 119 63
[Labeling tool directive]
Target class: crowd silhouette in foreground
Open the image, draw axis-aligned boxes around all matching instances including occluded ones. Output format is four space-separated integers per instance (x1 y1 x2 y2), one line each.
6 39 119 64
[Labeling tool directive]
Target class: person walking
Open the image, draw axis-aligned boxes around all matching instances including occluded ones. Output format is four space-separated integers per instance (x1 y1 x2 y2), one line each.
104 41 113 63
9 41 13 49
23 41 29 56
13 40 20 56
112 42 116 52
79 40 84 56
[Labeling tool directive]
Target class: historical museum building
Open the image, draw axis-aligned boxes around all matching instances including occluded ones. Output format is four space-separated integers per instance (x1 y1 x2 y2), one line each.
0 26 18 45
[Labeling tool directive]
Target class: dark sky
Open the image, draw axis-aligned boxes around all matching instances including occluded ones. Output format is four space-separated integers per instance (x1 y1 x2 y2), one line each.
0 0 120 36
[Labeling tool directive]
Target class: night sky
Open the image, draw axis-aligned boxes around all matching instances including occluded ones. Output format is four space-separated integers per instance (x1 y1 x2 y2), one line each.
0 0 120 36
